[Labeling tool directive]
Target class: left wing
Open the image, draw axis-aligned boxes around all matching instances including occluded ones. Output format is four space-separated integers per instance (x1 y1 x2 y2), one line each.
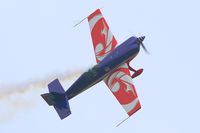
87 9 117 63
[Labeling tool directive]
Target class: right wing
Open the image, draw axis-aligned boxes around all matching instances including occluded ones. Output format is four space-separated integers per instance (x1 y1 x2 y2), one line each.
104 63 141 116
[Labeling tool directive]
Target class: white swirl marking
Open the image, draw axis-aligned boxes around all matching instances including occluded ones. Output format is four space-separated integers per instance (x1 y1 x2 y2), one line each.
95 21 113 61
106 29 113 46
89 14 103 31
96 54 107 61
106 63 135 94
111 82 120 92
95 43 103 55
122 98 139 113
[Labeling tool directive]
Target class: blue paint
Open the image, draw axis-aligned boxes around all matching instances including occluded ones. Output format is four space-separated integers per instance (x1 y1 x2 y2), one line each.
66 36 140 100
41 36 144 120
41 79 71 119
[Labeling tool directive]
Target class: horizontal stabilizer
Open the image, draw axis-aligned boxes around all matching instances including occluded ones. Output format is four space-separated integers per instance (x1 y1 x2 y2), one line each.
41 79 71 119
41 92 66 106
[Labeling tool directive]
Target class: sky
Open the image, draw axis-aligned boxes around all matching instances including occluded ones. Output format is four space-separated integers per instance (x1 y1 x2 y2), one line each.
0 0 200 132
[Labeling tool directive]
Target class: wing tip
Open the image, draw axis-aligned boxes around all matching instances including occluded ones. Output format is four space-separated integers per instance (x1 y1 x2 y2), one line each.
128 101 141 116
88 8 102 20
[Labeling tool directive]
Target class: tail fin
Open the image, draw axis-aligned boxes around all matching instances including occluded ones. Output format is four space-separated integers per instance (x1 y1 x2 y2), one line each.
41 79 71 119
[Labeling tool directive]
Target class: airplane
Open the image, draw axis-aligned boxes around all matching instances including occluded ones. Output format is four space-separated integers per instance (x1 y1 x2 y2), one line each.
41 9 148 124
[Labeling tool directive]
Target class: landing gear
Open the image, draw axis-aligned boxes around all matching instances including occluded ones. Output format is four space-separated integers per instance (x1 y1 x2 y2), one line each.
128 63 143 79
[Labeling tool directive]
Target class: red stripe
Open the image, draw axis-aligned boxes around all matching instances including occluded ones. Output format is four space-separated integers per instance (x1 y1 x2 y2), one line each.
128 101 141 116
88 9 101 21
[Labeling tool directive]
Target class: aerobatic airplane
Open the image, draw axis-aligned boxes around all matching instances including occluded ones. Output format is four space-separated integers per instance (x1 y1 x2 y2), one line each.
41 9 148 124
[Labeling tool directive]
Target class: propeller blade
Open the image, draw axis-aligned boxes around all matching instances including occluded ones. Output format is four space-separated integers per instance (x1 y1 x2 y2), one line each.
141 42 150 54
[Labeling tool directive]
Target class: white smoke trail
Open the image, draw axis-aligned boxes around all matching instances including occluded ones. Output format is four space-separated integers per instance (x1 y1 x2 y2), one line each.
0 69 84 123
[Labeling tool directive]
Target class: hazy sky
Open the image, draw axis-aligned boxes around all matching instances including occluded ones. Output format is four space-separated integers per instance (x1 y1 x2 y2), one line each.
0 0 200 132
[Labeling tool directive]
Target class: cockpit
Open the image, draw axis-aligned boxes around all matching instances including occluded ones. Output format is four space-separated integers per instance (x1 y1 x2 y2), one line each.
83 65 99 78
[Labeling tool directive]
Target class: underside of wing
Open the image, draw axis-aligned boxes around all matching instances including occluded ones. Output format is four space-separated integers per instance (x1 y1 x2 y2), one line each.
87 9 117 63
104 63 141 116
87 9 141 117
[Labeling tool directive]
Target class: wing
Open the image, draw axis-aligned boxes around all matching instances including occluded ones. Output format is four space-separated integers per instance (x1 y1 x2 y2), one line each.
88 9 141 116
104 63 141 116
87 9 117 63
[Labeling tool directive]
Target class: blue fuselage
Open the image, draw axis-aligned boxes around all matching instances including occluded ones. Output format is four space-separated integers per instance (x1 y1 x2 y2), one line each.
66 36 140 100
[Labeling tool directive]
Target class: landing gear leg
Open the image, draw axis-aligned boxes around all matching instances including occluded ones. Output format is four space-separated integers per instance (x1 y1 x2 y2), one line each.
128 63 143 79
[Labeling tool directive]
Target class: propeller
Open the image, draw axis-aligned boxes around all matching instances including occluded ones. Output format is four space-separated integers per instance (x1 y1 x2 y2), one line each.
137 36 150 54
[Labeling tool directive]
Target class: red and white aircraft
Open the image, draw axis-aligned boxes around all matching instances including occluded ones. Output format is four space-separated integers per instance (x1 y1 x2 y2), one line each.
42 9 146 126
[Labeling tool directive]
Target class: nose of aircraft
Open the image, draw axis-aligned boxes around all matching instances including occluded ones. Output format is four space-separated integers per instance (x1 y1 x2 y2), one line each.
137 36 149 54
138 36 145 43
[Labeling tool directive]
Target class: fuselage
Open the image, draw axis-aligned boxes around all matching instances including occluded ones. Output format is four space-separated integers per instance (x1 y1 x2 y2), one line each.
66 36 140 100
